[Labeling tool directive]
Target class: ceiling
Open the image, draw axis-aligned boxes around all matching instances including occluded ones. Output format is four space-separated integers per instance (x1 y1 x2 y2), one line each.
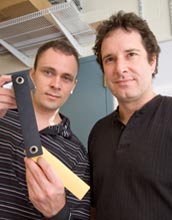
0 0 51 21
0 0 99 66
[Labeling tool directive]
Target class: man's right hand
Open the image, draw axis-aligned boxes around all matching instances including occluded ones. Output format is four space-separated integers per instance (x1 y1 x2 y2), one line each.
0 75 16 118
24 157 66 218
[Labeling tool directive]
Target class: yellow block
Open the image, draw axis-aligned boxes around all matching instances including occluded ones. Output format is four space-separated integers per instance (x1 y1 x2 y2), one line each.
32 147 90 200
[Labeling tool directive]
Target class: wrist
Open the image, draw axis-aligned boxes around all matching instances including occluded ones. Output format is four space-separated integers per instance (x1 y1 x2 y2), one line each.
46 203 71 220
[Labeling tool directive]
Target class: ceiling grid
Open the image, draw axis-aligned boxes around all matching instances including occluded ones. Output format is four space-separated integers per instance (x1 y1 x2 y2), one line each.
0 0 95 66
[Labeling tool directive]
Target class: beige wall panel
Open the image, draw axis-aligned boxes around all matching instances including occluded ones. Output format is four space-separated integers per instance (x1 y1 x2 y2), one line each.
140 0 171 42
0 54 29 75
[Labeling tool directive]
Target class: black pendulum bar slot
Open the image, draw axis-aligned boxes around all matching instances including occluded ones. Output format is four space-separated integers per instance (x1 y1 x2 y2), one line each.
12 72 43 158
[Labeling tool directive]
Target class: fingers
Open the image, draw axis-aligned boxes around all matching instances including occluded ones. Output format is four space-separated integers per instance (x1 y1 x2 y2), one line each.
36 157 64 186
0 89 16 116
25 158 44 195
0 75 12 86
0 75 16 116
0 74 14 98
0 89 16 103
25 157 64 196
25 157 63 184
24 157 66 217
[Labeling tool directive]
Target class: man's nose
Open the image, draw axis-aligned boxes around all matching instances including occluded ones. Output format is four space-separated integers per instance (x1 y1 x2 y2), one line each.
50 76 61 88
115 58 128 75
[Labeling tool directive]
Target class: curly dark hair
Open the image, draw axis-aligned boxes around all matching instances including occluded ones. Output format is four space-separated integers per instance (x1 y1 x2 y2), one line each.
34 39 79 70
93 11 160 77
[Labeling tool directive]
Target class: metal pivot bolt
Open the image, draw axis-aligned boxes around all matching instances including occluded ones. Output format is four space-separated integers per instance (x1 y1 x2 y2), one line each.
29 145 39 155
16 76 25 85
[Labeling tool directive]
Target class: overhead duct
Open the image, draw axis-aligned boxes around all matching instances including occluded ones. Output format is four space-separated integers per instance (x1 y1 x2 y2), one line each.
49 0 83 11
0 0 95 67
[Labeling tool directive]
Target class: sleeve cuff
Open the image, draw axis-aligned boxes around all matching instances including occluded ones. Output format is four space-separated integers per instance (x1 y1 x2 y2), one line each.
46 203 71 220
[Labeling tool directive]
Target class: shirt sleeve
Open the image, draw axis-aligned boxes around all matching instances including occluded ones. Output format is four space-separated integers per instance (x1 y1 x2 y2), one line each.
45 203 71 220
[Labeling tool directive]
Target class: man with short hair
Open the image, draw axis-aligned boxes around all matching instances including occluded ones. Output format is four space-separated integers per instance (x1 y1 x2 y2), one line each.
0 40 90 220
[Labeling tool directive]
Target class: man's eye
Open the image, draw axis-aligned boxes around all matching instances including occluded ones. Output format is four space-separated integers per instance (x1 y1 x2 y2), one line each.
63 75 73 81
45 70 51 74
44 70 52 76
104 57 114 63
128 52 137 57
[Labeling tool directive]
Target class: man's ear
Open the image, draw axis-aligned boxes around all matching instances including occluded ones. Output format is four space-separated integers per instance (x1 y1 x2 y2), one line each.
29 68 34 80
150 54 157 74
29 68 36 90
71 79 77 94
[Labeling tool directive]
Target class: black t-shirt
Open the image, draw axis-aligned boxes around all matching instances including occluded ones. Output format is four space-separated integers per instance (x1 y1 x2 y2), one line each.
88 95 172 220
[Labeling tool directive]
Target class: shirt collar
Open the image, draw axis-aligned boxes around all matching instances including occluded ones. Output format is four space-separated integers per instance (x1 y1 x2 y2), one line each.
40 113 72 139
113 95 162 122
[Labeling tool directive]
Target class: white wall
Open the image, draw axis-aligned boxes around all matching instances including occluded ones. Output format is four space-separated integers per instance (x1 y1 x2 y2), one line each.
83 0 172 42
153 40 172 96
82 0 139 23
